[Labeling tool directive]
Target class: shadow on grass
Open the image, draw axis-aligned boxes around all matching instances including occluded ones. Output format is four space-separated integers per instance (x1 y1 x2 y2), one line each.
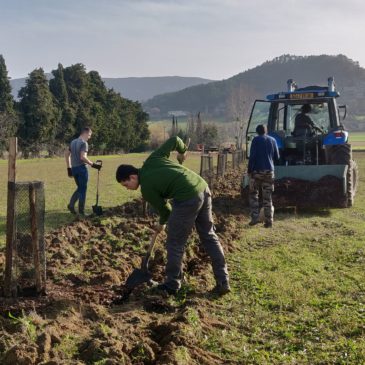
45 210 76 233
275 207 332 220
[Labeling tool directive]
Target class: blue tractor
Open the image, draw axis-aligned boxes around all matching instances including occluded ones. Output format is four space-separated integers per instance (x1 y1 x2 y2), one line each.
242 77 358 207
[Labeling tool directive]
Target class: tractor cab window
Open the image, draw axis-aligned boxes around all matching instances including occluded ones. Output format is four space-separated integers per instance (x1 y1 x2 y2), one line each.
246 100 271 158
247 101 271 134
287 103 330 134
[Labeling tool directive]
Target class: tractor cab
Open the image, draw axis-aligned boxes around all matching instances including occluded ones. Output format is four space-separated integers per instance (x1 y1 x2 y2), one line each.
246 77 348 166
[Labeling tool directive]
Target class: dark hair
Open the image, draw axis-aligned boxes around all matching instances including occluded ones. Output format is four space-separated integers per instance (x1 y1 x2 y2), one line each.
116 164 139 182
301 104 312 114
81 127 92 134
256 124 267 135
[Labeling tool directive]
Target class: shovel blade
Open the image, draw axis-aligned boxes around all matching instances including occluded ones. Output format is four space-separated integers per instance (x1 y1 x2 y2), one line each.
125 268 152 290
92 205 103 216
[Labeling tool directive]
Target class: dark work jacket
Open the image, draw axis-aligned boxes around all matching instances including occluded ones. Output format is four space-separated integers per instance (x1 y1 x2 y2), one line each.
293 113 315 137
248 135 280 173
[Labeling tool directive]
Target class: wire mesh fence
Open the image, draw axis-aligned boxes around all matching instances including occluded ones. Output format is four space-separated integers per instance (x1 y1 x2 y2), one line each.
200 154 215 188
5 181 46 296
217 153 228 177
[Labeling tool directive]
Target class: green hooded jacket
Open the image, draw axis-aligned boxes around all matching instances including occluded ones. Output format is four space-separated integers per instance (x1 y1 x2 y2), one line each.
139 136 208 224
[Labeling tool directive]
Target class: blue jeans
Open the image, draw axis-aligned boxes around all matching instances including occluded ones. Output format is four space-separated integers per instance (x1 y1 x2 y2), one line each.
70 165 88 213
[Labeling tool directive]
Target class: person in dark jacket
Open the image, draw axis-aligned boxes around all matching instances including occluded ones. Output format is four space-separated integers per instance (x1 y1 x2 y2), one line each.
248 124 280 228
116 136 230 296
293 104 321 137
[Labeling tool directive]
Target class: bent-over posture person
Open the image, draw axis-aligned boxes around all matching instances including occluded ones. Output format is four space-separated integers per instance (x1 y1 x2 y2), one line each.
248 124 280 228
65 127 102 215
116 136 230 295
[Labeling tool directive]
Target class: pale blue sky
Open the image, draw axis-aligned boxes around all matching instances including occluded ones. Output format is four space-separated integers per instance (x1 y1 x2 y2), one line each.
1 0 364 79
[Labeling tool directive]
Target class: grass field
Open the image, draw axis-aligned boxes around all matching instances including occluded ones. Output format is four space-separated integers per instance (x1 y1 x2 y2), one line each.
349 132 365 142
0 152 202 247
207 152 365 363
1 149 365 363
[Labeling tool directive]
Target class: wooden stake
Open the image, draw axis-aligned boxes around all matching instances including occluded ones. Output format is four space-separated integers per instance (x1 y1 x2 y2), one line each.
29 184 42 293
4 137 18 297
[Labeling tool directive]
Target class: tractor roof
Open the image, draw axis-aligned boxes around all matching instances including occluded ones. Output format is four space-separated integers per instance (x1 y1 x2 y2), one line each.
267 87 340 101
267 78 340 101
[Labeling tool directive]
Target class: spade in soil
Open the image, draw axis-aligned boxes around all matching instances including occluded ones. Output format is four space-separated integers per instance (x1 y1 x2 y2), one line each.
92 160 103 216
113 231 159 304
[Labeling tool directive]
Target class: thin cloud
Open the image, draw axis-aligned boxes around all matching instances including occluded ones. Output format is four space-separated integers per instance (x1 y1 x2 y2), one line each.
0 0 364 79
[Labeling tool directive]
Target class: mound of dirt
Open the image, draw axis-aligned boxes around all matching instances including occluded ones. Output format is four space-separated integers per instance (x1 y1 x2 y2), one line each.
0 169 246 364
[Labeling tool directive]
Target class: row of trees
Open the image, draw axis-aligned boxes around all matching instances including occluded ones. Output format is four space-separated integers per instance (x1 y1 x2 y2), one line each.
0 55 150 157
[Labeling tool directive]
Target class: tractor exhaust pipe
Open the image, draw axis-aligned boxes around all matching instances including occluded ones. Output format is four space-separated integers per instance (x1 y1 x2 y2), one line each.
328 77 335 92
287 79 297 92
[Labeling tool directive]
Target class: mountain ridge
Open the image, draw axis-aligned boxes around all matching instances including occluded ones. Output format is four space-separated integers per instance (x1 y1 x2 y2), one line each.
9 75 214 102
143 54 365 125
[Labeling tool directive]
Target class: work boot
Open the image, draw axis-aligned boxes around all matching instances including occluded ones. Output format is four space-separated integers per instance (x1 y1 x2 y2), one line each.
264 221 273 228
210 281 231 296
67 204 77 215
150 283 178 296
249 219 260 226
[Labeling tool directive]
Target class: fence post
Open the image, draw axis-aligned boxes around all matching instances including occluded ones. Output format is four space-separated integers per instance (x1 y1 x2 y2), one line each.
232 151 237 170
200 154 214 189
29 183 43 293
4 137 17 297
217 153 226 177
199 155 205 176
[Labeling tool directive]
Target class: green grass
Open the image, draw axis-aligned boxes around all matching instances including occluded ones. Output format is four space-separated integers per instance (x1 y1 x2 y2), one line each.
0 152 202 246
2 148 365 363
198 152 365 364
349 132 365 142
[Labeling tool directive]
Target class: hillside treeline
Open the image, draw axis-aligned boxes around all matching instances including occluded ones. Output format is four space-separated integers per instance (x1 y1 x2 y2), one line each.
144 54 365 128
0 55 149 157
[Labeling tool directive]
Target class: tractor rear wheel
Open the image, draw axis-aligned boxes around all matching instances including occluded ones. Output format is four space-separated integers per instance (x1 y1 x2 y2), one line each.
325 143 352 165
347 160 359 207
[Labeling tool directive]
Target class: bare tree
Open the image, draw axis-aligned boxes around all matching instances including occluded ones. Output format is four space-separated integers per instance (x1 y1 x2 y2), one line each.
226 83 258 149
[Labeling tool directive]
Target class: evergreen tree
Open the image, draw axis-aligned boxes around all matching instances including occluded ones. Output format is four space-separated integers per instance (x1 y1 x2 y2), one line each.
0 55 14 113
14 62 150 155
49 63 75 145
18 68 58 157
0 55 18 151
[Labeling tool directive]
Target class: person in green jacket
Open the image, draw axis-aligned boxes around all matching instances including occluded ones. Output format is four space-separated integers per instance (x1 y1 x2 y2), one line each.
116 136 230 296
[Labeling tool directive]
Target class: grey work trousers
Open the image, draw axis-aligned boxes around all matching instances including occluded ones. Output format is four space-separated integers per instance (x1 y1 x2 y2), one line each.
164 187 229 291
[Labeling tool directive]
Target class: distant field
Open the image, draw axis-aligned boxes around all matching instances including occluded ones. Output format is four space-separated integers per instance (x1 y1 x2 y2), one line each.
349 132 365 150
0 152 202 246
349 132 365 142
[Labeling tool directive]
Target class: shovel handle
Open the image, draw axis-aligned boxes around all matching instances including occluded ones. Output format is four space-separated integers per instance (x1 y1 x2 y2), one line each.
185 137 191 150
142 231 159 270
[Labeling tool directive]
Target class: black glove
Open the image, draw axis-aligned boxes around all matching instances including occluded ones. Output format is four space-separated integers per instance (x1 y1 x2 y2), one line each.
92 163 102 170
67 168 72 177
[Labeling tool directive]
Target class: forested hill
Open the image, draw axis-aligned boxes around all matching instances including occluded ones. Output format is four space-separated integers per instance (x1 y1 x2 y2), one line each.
10 76 214 102
143 55 365 125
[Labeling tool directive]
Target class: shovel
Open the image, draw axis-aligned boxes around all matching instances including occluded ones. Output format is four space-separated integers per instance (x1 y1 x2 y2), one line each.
92 160 103 216
113 231 159 303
